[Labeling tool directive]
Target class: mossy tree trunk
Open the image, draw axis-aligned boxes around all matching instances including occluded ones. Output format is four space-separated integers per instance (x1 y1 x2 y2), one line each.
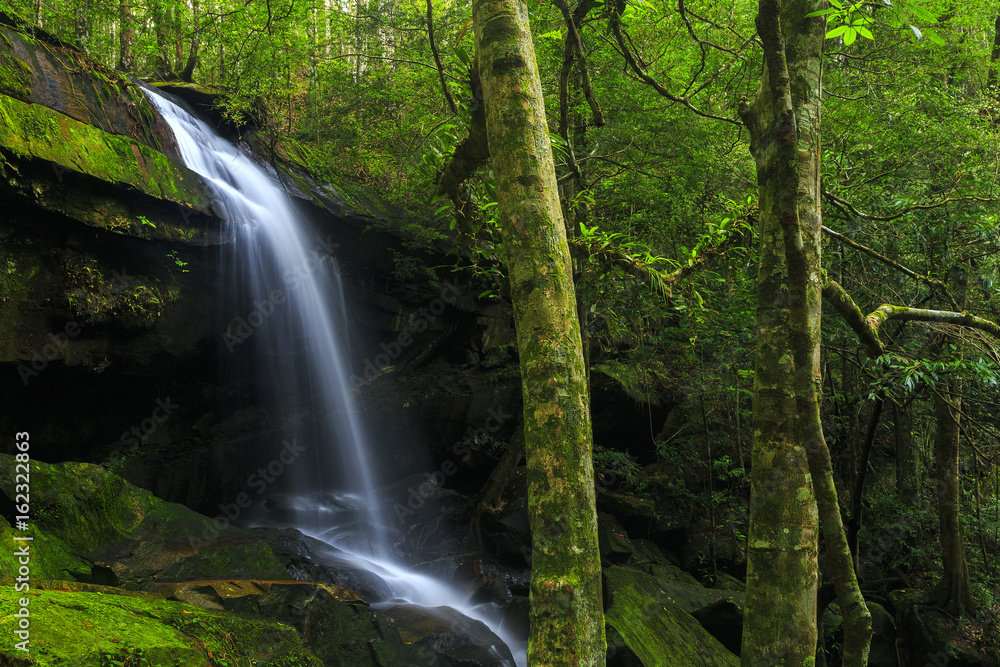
117 0 135 72
738 2 870 664
933 379 974 615
472 0 605 664
894 401 917 504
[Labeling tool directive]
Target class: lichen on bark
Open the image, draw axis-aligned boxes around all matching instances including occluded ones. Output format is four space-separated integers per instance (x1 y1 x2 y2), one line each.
472 0 605 662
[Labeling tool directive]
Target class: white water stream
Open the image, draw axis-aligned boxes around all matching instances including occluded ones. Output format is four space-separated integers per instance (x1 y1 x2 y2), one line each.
145 88 524 666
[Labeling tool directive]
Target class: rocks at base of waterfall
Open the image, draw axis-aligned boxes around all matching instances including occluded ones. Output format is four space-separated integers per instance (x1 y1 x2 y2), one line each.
255 526 396 603
380 603 517 667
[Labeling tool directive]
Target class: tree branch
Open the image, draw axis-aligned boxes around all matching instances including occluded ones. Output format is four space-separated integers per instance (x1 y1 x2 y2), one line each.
607 5 742 127
554 0 605 127
427 0 458 115
822 224 960 311
824 190 1000 223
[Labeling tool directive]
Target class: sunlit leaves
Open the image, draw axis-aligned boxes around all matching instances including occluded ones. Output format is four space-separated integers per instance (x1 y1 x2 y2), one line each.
812 0 945 45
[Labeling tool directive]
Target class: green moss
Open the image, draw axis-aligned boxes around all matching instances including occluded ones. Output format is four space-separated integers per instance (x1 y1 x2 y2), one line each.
64 258 175 326
603 565 739 666
0 51 30 101
0 92 214 239
2 458 159 557
0 519 92 582
0 586 323 666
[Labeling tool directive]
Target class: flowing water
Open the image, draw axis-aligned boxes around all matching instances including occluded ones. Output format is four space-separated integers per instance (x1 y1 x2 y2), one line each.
145 88 524 666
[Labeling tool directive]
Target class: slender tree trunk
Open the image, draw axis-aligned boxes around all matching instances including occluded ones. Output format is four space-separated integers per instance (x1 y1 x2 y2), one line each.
894 401 917 504
75 0 92 50
933 379 974 614
739 2 870 665
426 0 458 115
847 395 884 572
472 0 605 662
117 0 135 71
987 15 1000 100
179 0 199 83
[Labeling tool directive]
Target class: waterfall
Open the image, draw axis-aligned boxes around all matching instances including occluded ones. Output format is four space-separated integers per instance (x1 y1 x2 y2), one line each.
144 88 524 666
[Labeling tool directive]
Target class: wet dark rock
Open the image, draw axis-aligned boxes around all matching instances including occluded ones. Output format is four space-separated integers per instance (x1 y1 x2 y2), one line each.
868 602 899 667
381 603 516 667
598 511 634 564
893 590 998 667
255 527 396 603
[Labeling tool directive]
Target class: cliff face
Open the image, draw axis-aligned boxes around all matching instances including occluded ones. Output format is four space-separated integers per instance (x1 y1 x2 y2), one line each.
0 12 525 518
0 14 227 373
0 12 412 375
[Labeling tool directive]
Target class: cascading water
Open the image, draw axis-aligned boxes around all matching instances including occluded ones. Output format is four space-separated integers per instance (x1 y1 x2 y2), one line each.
144 88 524 666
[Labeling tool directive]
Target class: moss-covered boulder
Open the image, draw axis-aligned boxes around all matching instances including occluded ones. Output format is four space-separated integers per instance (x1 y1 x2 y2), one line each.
603 565 739 666
0 585 324 666
893 589 998 667
0 455 290 588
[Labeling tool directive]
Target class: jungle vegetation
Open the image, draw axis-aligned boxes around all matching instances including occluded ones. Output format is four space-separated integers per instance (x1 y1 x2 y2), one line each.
9 0 1000 662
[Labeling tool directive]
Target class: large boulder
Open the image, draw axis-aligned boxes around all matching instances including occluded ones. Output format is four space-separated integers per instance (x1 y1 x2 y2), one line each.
0 584 324 666
892 590 998 667
0 454 289 587
603 565 740 666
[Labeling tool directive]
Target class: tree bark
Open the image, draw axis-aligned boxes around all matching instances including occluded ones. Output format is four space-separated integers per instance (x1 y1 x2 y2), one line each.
427 0 458 115
75 0 91 50
738 2 870 665
932 379 974 615
179 0 200 83
894 401 917 505
117 0 135 71
472 0 605 663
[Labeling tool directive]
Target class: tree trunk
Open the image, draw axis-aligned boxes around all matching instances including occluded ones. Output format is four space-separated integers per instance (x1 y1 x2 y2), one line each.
739 2 870 665
118 0 135 72
75 0 91 50
472 0 605 663
894 401 917 504
179 0 200 83
989 15 1000 91
933 379 974 615
426 0 458 115
117 0 135 71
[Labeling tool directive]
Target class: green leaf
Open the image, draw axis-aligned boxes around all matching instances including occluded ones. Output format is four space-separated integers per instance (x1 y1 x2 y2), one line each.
926 29 945 45
826 25 849 38
909 4 937 23
857 26 874 40
843 27 857 45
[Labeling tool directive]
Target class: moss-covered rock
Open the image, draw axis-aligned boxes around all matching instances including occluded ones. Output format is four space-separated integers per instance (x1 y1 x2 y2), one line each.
0 586 324 666
597 512 633 563
603 565 739 666
0 455 291 588
0 93 219 242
